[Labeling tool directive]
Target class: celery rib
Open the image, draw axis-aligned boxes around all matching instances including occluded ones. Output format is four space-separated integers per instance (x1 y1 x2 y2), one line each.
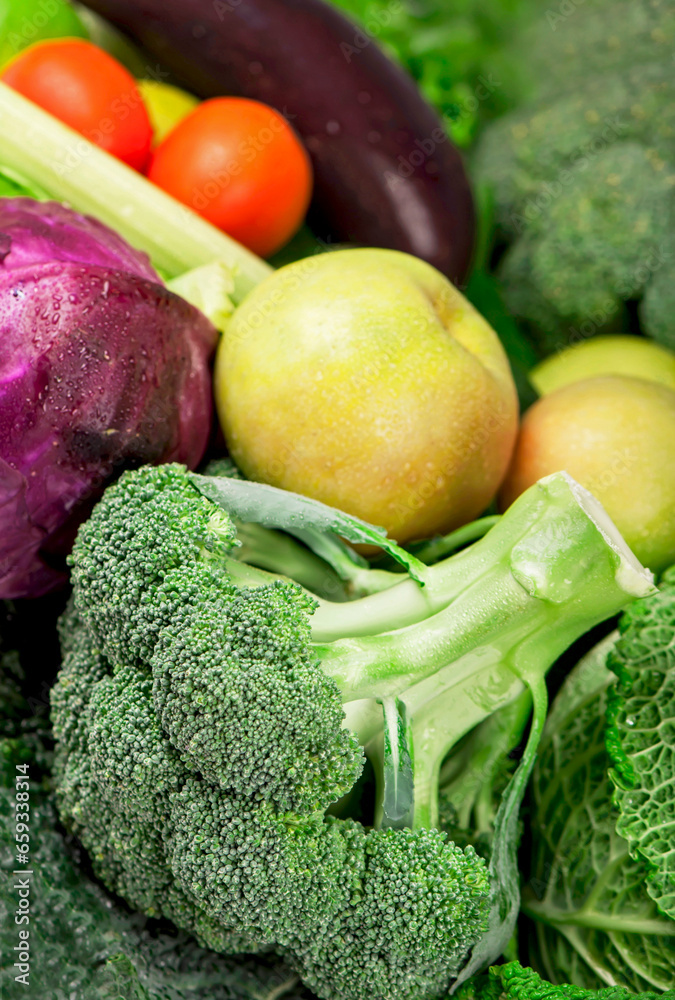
0 83 272 299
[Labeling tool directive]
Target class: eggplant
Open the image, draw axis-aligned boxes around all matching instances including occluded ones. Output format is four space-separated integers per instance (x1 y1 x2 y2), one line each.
80 0 475 282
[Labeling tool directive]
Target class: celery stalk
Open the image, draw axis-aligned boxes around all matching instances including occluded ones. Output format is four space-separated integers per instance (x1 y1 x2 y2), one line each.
0 83 272 300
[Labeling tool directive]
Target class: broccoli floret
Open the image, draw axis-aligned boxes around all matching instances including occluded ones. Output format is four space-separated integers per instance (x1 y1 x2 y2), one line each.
293 826 489 1000
474 0 675 353
153 565 362 813
0 624 311 1000
70 463 238 665
52 463 655 999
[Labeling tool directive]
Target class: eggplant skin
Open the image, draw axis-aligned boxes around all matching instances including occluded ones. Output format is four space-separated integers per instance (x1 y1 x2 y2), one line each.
81 0 475 282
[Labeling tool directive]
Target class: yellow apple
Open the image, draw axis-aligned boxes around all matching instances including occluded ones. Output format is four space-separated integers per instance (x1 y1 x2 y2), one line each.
500 375 675 573
530 334 675 396
215 248 518 542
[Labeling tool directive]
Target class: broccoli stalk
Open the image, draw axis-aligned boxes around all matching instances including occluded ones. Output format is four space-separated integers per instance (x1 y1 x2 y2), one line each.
437 691 532 849
217 472 653 832
54 464 654 1000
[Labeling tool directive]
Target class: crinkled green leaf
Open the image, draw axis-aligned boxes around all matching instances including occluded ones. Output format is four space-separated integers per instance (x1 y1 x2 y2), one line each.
606 569 675 921
461 960 675 1000
524 632 675 991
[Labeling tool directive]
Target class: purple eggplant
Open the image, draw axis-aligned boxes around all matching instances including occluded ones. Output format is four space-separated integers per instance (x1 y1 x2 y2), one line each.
80 0 475 282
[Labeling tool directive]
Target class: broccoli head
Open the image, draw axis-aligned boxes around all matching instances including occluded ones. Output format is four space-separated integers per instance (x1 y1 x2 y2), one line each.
52 463 655 999
474 0 675 353
0 611 311 1000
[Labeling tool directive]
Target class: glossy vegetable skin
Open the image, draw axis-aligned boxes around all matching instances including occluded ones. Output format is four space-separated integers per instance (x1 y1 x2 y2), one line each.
149 97 312 257
80 0 475 280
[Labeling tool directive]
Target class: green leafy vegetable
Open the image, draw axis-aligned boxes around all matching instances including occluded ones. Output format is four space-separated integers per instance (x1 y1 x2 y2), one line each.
462 961 675 999
328 0 532 147
524 592 675 990
606 566 675 922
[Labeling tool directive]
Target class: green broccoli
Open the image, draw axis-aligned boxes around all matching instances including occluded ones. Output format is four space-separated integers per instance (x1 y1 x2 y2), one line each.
474 0 675 353
523 574 675 990
0 627 311 1000
52 463 654 999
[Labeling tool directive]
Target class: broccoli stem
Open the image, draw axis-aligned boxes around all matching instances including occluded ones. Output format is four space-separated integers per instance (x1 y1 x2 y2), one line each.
411 515 501 564
314 473 653 700
224 511 503 623
332 474 655 831
395 652 528 831
232 521 349 601
231 521 416 601
438 691 533 834
212 472 653 839
289 527 406 598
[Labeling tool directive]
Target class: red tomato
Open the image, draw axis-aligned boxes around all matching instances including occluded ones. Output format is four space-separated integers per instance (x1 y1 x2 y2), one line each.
147 97 313 258
2 40 153 171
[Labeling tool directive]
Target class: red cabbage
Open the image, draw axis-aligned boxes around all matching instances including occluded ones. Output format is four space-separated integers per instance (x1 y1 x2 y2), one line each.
0 198 219 599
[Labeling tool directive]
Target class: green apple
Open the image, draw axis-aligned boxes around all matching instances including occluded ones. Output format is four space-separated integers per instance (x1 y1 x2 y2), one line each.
500 375 675 573
215 248 518 543
531 334 675 396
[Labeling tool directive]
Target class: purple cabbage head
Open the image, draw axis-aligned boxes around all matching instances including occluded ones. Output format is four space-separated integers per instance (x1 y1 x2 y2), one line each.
0 198 219 599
